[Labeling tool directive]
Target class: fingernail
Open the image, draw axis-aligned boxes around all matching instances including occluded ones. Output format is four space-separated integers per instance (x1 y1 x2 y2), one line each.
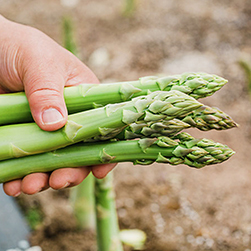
42 108 64 125
61 182 70 189
13 191 21 197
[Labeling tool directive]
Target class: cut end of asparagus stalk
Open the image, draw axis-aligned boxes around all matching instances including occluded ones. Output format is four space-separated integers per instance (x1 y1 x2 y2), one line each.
119 229 147 250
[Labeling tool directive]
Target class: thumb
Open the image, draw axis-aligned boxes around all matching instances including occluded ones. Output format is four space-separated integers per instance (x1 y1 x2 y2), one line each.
24 71 68 131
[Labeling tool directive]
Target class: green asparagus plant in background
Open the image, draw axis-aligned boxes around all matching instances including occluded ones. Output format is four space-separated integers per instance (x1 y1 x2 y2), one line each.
0 72 227 125
239 56 251 96
69 174 95 230
95 173 123 251
123 0 136 17
62 16 78 56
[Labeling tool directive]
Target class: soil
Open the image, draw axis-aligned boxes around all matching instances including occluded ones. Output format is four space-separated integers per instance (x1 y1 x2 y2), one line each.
1 0 251 250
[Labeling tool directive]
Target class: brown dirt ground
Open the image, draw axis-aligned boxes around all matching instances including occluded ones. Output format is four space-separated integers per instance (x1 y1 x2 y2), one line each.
1 0 251 250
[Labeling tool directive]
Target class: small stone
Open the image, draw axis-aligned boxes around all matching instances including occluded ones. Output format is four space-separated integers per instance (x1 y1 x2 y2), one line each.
5 249 21 251
205 238 214 248
124 198 135 208
186 234 195 243
150 203 160 213
89 47 110 67
18 240 30 250
26 246 42 251
118 208 127 218
60 0 79 7
174 226 184 235
195 236 205 245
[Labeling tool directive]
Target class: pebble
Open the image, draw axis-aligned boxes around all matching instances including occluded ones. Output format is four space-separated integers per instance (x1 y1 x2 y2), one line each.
124 198 135 208
5 249 22 251
195 236 204 245
18 240 30 250
89 47 110 68
205 238 214 248
243 235 250 246
5 245 42 251
174 226 184 235
26 246 42 251
150 203 160 213
60 0 79 7
186 234 195 244
118 208 127 218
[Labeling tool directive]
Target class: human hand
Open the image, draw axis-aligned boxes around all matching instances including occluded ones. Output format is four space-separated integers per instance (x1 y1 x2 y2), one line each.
0 15 116 196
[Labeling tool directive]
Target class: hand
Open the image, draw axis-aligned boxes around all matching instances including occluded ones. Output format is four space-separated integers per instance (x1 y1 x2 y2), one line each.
0 15 116 196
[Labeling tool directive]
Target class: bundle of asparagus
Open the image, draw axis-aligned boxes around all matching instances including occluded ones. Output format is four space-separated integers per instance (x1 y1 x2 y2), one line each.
0 72 236 183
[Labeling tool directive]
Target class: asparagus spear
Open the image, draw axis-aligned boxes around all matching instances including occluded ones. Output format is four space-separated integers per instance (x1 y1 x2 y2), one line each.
95 173 123 251
0 72 227 125
0 132 234 183
118 105 238 140
70 174 96 230
0 90 202 161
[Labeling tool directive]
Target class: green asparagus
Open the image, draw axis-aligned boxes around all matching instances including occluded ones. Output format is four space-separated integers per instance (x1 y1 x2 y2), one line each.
0 90 202 161
95 173 123 251
117 105 237 140
0 132 234 183
70 174 96 230
0 72 227 125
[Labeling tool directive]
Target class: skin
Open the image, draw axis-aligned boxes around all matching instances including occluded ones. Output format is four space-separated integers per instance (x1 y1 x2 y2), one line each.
0 15 116 197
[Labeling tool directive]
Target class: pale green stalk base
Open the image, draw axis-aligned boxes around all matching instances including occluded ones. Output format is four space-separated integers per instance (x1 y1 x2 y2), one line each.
95 173 123 251
70 174 96 230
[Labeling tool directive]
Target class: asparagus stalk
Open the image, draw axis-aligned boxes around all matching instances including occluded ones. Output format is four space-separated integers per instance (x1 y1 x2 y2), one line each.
0 90 202 161
118 105 238 140
0 132 234 183
0 72 227 125
95 173 123 251
123 0 136 17
70 174 96 230
238 56 251 96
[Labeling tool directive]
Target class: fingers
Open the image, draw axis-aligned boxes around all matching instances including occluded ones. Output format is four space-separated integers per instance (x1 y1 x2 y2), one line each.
21 173 50 195
3 166 92 196
2 160 116 197
21 51 68 131
91 163 117 179
48 167 91 190
3 173 50 196
3 179 22 197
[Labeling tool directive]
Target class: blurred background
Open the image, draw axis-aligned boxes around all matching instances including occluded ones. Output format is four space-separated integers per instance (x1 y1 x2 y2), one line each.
1 0 251 250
